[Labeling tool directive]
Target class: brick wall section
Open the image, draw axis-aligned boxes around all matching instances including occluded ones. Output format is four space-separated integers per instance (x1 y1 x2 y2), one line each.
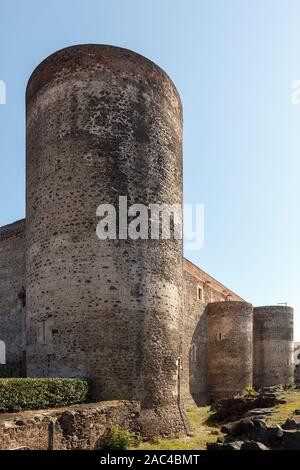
26 45 186 436
0 220 26 373
0 400 140 450
253 306 294 389
207 301 253 400
182 259 243 405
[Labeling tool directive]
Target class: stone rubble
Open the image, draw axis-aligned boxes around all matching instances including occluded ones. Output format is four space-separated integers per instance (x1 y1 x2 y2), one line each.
207 410 300 450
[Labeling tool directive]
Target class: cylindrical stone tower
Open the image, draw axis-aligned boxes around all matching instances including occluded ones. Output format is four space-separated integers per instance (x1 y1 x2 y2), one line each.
26 45 185 436
207 301 253 400
253 306 294 389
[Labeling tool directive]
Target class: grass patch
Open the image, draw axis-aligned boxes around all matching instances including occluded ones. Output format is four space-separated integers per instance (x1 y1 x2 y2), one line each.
133 390 300 450
133 405 223 450
266 390 300 427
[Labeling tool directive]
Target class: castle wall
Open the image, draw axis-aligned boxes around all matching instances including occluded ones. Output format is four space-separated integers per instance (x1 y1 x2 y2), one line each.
26 45 185 436
0 220 26 374
0 45 294 414
0 217 295 405
253 306 294 389
207 301 253 400
182 259 243 405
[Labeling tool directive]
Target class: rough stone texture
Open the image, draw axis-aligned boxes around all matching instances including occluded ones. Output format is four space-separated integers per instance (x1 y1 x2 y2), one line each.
0 220 26 373
221 418 254 437
253 306 294 389
282 415 300 430
0 44 296 438
0 400 140 450
209 410 300 450
240 440 269 450
207 301 253 400
207 441 243 450
182 259 243 405
211 388 286 422
26 44 185 436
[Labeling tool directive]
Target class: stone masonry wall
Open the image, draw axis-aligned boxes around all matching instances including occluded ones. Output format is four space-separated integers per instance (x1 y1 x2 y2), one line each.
0 215 246 408
0 219 294 408
26 44 185 437
0 220 26 374
0 400 140 450
182 259 243 405
253 306 294 389
207 301 253 400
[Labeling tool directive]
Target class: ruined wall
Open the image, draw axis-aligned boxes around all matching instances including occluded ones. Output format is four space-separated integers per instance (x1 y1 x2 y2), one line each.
0 400 140 450
182 259 243 405
207 301 253 401
253 306 294 389
0 220 26 374
26 44 185 436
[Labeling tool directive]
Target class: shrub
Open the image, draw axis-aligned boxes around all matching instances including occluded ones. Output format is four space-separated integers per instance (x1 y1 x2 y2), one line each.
0 364 24 378
0 378 89 412
101 426 139 450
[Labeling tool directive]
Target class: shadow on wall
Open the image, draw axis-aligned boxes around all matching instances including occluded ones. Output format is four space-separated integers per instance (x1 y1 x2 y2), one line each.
189 307 208 405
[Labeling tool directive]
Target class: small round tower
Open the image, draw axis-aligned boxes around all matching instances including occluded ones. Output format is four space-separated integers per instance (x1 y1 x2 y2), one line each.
207 301 253 400
253 306 294 389
25 44 185 436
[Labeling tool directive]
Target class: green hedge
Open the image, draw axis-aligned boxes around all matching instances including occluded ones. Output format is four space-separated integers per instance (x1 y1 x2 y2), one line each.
0 378 90 412
0 364 25 378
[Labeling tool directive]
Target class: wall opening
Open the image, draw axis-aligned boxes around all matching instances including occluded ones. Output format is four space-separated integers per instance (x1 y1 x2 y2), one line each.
190 343 197 362
0 341 6 364
197 286 203 301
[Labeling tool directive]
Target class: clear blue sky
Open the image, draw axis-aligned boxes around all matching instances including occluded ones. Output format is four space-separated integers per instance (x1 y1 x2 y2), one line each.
1 0 300 338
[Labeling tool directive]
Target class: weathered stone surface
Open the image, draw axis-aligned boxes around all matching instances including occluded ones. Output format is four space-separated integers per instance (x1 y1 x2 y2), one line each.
244 408 273 419
282 416 300 430
220 416 281 446
248 419 269 443
0 220 26 374
253 306 294 389
240 441 269 450
209 410 300 450
0 44 296 438
207 302 253 401
0 400 140 450
207 441 243 451
212 389 286 422
280 429 300 450
221 418 254 437
265 425 284 447
182 260 243 407
26 44 186 436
